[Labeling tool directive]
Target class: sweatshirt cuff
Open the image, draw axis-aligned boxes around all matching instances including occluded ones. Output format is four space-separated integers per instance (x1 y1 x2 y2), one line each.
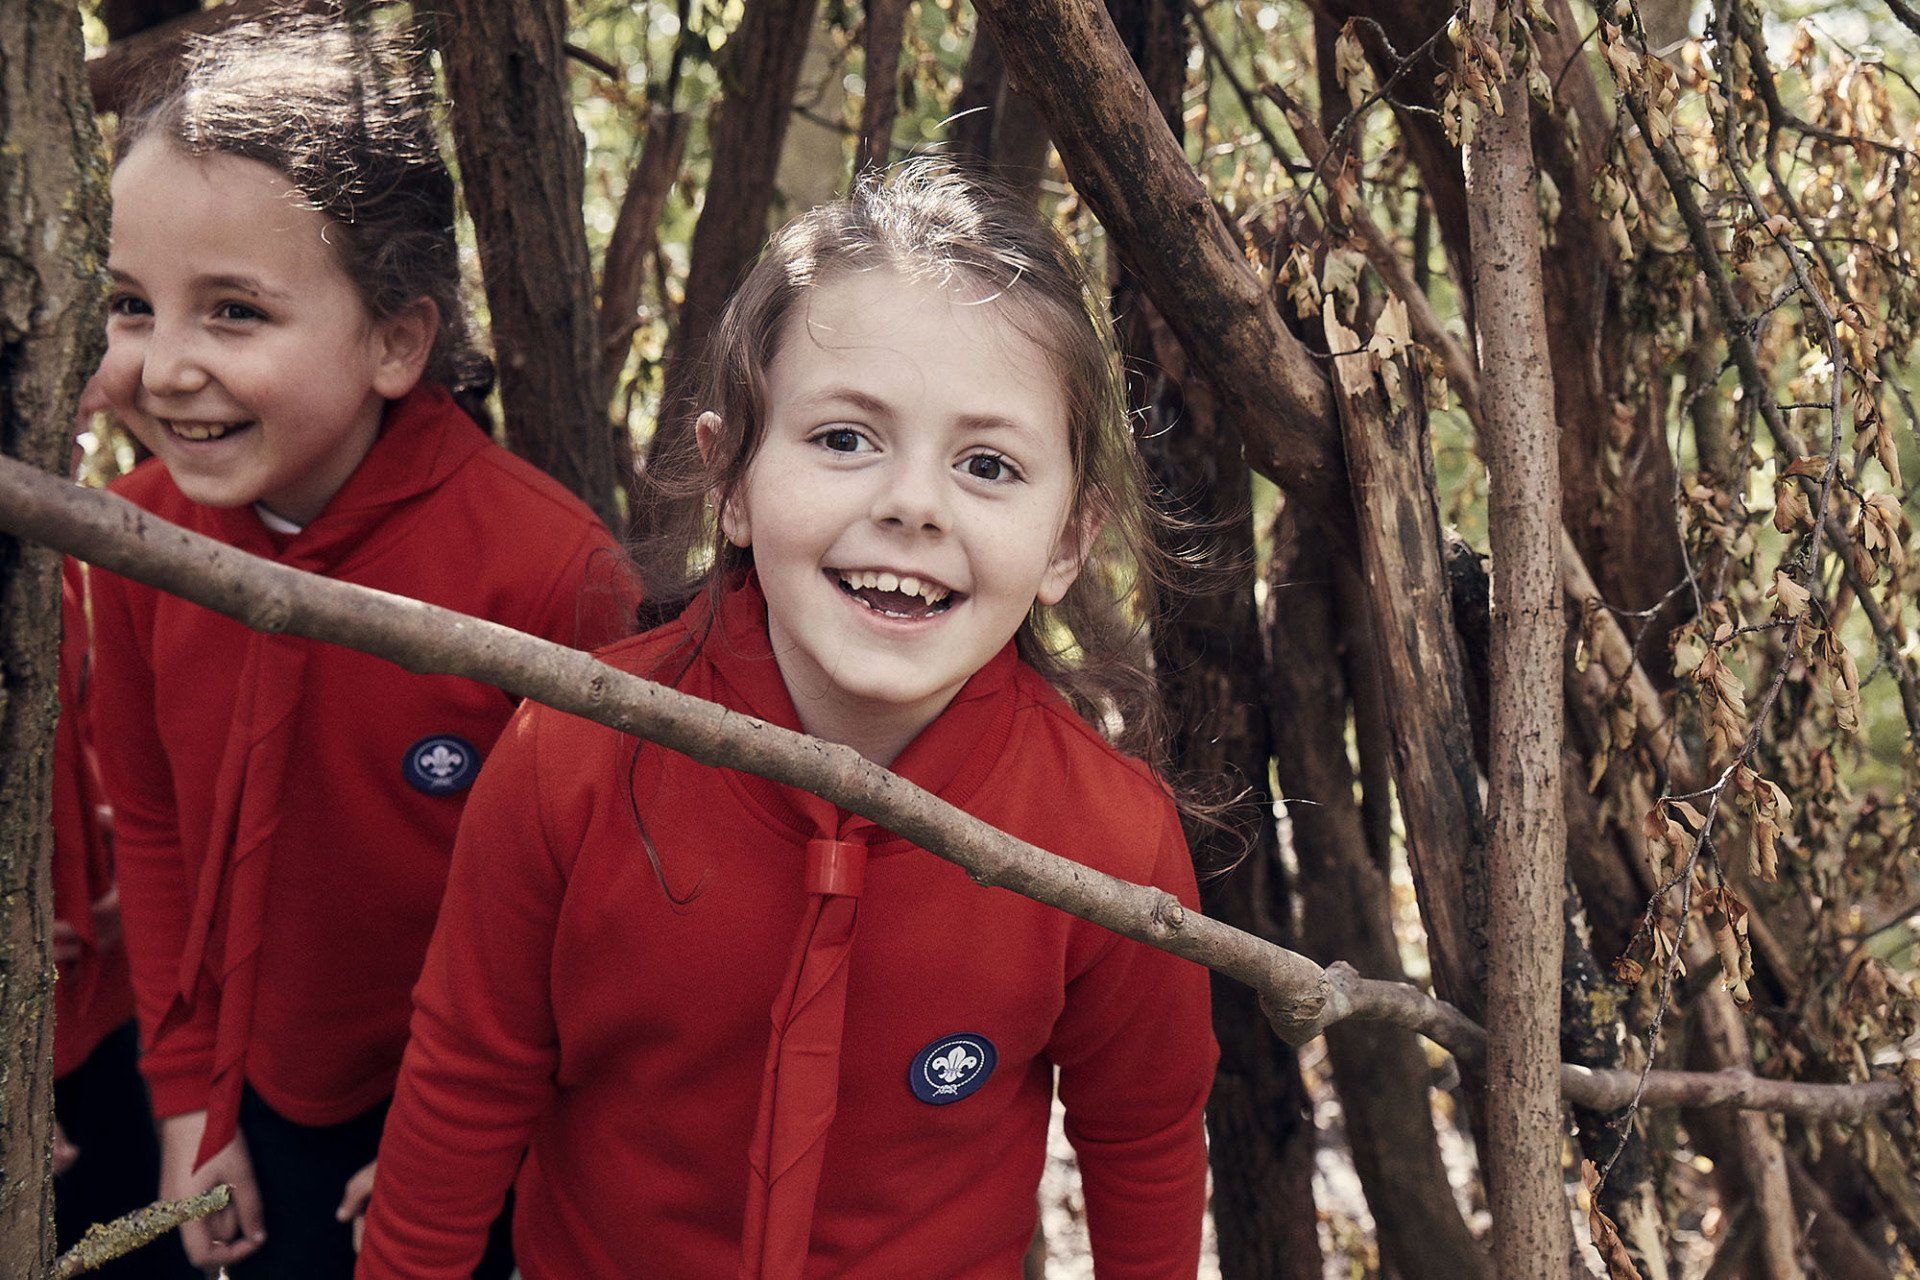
141 1051 213 1119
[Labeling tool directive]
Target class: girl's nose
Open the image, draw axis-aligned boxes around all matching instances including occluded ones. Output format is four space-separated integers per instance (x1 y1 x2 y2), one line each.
871 455 949 533
139 324 212 398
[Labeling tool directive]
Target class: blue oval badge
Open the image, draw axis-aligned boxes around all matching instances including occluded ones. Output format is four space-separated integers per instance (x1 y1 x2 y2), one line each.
403 735 480 795
909 1033 997 1105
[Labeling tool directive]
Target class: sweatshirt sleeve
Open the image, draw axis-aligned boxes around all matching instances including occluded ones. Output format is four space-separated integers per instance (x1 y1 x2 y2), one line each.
1048 804 1218 1279
84 563 215 1118
358 702 566 1280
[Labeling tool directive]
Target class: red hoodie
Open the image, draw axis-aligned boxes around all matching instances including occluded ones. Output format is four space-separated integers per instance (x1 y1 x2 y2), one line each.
53 562 135 1079
85 384 626 1165
360 579 1217 1279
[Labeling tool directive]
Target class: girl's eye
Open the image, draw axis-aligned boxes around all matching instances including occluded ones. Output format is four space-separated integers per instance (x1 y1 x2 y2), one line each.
107 294 151 318
814 428 869 453
962 452 1021 483
214 302 265 323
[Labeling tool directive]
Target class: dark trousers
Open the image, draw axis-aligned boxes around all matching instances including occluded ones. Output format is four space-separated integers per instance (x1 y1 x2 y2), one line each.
54 1020 197 1280
229 1086 516 1280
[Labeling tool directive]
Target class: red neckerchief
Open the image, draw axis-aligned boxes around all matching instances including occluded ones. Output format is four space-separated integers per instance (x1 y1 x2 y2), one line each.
155 384 491 1168
685 578 1018 1277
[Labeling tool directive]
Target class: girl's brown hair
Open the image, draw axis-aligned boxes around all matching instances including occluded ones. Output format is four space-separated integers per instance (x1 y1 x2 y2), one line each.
114 16 494 424
639 160 1176 763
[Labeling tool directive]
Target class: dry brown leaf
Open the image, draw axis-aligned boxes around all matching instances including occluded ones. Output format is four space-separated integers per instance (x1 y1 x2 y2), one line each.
1581 1161 1645 1280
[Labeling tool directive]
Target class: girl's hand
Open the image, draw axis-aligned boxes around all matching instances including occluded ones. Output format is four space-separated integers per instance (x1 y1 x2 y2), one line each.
51 890 122 967
52 1120 79 1177
51 918 81 967
336 1159 376 1252
158 1110 266 1268
89 886 124 956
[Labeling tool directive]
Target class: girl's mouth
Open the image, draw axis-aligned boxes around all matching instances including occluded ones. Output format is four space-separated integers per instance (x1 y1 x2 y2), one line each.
161 418 257 442
829 568 959 619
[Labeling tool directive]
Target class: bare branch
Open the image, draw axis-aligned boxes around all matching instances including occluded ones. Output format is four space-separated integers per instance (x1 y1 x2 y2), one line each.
0 458 1907 1126
54 1186 231 1279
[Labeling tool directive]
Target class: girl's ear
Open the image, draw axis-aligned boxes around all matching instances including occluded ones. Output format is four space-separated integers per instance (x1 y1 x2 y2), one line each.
696 411 752 548
371 298 439 399
1036 509 1102 607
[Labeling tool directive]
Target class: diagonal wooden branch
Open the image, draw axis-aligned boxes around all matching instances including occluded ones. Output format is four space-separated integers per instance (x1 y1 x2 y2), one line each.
53 1186 230 1280
969 0 1347 530
0 455 1905 1124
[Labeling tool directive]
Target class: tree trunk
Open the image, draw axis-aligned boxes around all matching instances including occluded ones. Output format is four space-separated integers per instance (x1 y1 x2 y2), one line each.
0 0 108 1271
599 106 692 413
439 0 623 530
854 0 909 176
1106 7 1319 1266
1464 70 1572 1278
1320 312 1487 1017
1268 542 1494 1280
644 0 822 529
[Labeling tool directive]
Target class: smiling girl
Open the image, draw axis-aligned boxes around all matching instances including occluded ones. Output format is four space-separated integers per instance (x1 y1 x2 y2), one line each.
78 20 621 1276
359 163 1218 1279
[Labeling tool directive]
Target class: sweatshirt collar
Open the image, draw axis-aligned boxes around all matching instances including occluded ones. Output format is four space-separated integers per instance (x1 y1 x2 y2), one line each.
199 384 489 570
690 576 1020 848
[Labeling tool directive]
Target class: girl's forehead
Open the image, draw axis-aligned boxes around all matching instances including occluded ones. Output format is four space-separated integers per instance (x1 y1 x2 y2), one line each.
109 139 341 285
780 270 1059 384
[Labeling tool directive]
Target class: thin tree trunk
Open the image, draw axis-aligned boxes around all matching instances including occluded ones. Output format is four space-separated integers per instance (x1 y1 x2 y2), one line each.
855 0 909 176
1320 310 1487 1017
1269 543 1494 1280
644 0 822 531
946 26 1004 161
441 0 623 528
1464 71 1572 1277
1106 6 1318 1265
0 0 108 1271
599 106 692 412
1129 334 1322 1279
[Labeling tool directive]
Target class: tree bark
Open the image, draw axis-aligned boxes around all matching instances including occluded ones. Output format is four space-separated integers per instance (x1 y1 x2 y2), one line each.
1269 542 1494 1280
1464 72 1572 1278
644 0 822 529
854 0 909 176
0 1 108 1271
440 0 623 530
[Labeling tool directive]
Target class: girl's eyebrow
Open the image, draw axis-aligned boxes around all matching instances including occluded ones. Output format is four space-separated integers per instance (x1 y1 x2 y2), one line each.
106 267 292 302
804 386 894 418
804 386 1042 441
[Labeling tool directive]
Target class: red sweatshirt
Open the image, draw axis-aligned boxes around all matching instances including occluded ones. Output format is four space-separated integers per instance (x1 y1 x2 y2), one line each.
84 385 625 1163
360 580 1217 1279
54 562 135 1079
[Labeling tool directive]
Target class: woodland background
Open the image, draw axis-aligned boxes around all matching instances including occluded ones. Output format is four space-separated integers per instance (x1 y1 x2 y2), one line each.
3 0 1920 1277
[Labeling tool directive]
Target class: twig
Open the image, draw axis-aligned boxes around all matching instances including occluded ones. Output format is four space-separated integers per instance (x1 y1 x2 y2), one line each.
54 1186 230 1279
0 457 1907 1124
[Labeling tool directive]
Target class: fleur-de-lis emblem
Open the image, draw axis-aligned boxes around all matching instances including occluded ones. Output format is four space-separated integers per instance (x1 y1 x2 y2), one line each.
420 744 465 778
931 1045 979 1086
